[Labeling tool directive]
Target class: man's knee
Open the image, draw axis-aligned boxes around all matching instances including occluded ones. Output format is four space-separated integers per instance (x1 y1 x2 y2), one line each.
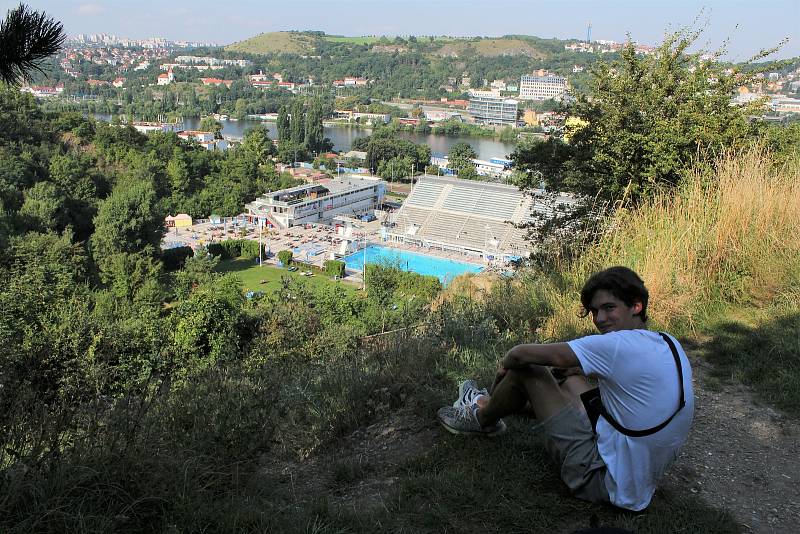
506 365 553 384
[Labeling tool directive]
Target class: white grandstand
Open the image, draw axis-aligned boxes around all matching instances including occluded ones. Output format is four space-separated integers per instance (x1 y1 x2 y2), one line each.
386 175 576 257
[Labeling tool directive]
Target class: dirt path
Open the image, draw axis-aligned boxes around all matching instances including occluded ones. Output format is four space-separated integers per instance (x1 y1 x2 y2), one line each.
663 354 800 533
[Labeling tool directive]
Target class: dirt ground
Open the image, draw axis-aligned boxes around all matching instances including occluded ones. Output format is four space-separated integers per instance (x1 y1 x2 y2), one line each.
662 354 800 533
264 351 800 532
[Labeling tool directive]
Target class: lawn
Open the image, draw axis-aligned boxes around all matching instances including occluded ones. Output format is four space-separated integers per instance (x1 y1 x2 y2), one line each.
214 258 359 295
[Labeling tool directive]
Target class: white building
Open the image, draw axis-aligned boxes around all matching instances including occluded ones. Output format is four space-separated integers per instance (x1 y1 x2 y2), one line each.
771 97 800 113
244 176 387 228
178 130 228 151
519 74 568 101
131 121 183 134
157 68 174 85
467 91 518 127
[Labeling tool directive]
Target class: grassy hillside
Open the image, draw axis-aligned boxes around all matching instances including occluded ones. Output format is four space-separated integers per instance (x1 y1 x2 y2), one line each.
226 31 318 55
434 38 547 58
227 31 552 59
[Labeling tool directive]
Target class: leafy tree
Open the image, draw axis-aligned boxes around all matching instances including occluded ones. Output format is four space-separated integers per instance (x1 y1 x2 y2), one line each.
199 116 223 138
448 142 477 175
377 155 414 181
171 275 244 380
91 180 164 273
276 104 290 141
277 249 293 266
242 124 275 164
276 140 308 165
0 3 66 85
304 98 325 153
166 152 190 196
415 120 431 135
365 136 429 175
456 164 479 180
19 181 66 231
173 249 220 299
512 30 771 209
289 99 305 145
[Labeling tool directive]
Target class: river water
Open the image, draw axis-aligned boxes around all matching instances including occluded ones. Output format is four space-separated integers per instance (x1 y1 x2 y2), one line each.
94 115 517 160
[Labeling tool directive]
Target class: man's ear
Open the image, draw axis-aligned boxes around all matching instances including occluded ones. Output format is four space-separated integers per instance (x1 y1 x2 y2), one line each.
631 301 643 315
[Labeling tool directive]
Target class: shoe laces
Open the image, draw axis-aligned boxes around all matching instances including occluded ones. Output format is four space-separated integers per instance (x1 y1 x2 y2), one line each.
462 387 487 407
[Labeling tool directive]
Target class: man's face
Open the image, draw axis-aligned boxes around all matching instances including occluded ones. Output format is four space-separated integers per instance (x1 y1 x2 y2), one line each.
587 289 643 334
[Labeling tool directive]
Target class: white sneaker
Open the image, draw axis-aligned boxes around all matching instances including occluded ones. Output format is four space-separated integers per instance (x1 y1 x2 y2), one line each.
453 379 489 408
437 405 507 436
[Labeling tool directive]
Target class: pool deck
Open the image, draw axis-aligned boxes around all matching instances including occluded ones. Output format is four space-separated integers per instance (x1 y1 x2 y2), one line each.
162 216 495 284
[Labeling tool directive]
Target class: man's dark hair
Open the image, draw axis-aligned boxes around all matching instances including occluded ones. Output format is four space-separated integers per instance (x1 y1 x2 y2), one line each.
580 266 649 322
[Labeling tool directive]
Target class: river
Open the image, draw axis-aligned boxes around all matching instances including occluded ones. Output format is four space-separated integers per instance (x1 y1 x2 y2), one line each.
94 115 517 161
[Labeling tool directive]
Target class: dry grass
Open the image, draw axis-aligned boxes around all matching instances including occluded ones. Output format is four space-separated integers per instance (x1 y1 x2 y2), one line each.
543 148 800 337
226 32 317 56
432 38 545 58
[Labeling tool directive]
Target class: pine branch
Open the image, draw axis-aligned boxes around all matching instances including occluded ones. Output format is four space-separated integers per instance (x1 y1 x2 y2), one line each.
0 3 66 85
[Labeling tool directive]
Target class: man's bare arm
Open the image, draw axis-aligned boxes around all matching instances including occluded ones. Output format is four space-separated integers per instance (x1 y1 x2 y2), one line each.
501 342 580 370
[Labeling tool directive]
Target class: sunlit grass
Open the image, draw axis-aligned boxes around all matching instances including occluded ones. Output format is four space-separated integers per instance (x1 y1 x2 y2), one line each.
543 148 800 338
214 258 358 294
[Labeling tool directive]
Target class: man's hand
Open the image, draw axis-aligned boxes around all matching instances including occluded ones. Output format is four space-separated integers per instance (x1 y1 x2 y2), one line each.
551 366 584 381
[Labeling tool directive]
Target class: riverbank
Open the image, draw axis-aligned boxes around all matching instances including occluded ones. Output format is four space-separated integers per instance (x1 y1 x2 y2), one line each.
88 113 520 160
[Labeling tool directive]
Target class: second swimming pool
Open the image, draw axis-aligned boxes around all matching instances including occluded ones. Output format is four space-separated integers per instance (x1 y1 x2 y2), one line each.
343 245 483 285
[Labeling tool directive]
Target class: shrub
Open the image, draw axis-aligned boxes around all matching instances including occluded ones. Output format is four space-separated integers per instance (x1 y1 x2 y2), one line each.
162 246 194 271
206 240 262 260
324 260 345 278
277 249 293 267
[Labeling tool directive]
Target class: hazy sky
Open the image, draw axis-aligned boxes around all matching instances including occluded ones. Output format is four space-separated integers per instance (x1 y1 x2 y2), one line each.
6 1 799 61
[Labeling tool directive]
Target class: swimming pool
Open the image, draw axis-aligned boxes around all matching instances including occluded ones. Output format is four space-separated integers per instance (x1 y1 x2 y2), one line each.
343 245 483 285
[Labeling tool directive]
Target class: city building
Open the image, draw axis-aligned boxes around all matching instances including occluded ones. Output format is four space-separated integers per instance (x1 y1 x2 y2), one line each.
771 97 800 113
177 130 228 151
157 68 174 85
519 74 568 100
130 121 183 134
244 176 387 228
21 84 64 98
467 91 519 127
200 78 233 88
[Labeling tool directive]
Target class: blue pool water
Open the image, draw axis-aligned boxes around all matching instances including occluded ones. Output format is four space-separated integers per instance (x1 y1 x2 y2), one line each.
343 245 483 284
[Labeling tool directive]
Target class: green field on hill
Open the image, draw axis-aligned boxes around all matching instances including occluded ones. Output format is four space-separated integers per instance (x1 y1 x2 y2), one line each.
214 257 359 294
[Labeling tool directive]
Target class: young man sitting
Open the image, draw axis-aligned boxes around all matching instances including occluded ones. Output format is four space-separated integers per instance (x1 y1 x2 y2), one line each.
437 266 694 511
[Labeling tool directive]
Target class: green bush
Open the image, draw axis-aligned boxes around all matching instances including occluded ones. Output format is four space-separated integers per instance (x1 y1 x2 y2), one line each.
162 246 194 271
324 260 345 278
277 249 293 266
206 240 262 260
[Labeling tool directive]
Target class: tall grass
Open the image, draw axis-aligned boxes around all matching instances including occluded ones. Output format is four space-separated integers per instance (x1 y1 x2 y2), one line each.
544 148 800 337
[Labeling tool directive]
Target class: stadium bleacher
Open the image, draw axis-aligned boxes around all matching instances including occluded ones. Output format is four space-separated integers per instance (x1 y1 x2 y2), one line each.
387 175 575 255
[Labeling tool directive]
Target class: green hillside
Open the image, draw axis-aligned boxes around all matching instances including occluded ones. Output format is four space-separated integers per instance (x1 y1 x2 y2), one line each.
226 31 318 55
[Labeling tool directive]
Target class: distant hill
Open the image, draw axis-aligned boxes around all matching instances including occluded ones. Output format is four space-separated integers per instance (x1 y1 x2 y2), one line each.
227 32 555 59
226 31 317 55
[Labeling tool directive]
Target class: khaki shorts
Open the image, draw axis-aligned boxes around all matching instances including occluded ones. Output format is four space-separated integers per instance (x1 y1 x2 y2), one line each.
537 405 610 504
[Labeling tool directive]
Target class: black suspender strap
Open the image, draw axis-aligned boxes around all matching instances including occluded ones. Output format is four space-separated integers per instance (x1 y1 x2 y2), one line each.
598 332 686 437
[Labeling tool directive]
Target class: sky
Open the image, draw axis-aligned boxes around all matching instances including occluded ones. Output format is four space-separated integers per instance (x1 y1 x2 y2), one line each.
6 1 800 61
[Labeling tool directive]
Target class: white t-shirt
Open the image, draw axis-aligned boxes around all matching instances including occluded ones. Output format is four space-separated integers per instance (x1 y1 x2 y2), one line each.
568 329 694 511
